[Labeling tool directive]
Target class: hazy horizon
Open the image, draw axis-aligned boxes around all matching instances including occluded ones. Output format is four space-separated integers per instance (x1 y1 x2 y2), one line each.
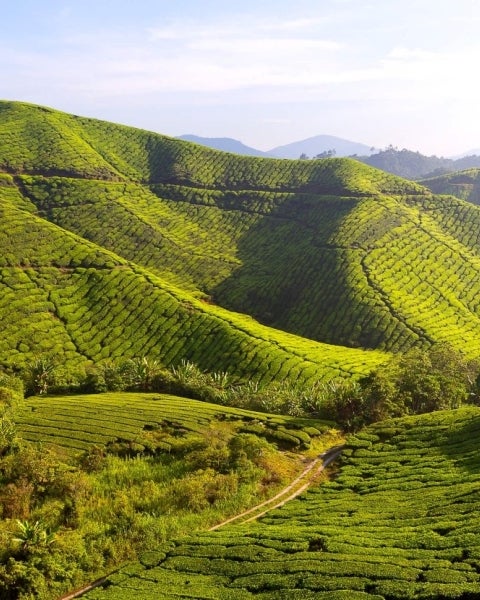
2 0 480 156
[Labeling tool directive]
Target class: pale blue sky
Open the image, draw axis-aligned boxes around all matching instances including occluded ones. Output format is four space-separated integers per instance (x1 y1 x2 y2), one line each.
2 0 480 155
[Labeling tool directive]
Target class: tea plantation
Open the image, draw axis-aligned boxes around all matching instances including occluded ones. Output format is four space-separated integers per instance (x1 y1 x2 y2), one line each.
3 100 480 367
421 168 480 205
4 101 480 599
0 171 389 383
15 393 334 455
84 407 480 599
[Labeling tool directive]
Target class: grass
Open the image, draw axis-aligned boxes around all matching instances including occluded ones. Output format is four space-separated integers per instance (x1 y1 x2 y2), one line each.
84 406 480 599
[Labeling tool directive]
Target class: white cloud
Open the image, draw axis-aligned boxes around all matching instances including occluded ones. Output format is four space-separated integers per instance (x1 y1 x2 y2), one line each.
188 37 342 54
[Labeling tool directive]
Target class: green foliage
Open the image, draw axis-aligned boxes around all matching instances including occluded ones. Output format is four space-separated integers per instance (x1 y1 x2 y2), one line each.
88 407 480 599
0 389 331 599
319 344 477 430
22 355 58 396
12 520 56 553
0 410 17 457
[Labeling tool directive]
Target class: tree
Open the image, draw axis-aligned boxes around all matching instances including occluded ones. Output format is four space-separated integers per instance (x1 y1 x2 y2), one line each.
315 149 336 158
24 356 57 396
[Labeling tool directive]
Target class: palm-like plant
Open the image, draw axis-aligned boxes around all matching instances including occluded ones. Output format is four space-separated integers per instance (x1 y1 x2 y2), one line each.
12 519 56 552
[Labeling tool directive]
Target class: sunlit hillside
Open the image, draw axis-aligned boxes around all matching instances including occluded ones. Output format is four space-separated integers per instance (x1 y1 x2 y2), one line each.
2 100 480 378
421 168 480 205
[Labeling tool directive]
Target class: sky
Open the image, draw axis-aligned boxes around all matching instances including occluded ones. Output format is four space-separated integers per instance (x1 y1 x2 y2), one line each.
2 0 480 156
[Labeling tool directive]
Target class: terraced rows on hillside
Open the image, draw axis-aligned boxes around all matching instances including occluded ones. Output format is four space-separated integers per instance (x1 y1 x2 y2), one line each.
0 179 388 381
3 101 480 373
84 407 480 600
421 168 480 205
15 393 334 455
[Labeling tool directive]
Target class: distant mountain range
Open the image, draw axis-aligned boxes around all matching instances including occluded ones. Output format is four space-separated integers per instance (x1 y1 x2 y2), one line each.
178 135 270 157
178 134 376 159
266 135 376 158
178 134 480 179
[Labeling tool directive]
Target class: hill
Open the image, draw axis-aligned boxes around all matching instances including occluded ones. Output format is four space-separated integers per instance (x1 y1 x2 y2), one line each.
2 100 480 377
0 390 337 598
177 135 270 157
356 147 480 179
420 168 480 205
177 134 375 159
0 176 389 383
267 134 375 159
15 392 333 455
84 406 480 599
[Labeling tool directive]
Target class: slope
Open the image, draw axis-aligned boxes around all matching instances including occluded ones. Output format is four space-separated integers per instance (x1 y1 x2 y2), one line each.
3 101 480 361
0 180 387 382
420 168 480 205
85 406 480 600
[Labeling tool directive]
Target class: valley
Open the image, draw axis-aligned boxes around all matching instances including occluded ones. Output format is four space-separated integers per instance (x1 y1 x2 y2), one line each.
1 100 480 599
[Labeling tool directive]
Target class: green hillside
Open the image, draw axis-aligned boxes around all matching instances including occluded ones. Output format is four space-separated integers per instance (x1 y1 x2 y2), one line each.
0 179 387 383
15 392 334 455
85 407 480 600
2 100 480 376
0 391 339 599
4 100 480 600
421 168 480 205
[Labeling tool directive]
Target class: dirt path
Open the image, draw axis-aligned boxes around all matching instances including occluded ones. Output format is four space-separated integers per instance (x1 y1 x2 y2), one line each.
209 445 343 530
59 446 343 599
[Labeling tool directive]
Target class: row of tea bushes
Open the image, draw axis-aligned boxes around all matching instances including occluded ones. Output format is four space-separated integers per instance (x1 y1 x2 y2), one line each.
85 407 480 599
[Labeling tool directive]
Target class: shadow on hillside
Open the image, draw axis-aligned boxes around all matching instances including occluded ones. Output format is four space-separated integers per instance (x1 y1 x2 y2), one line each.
437 411 480 474
210 193 386 350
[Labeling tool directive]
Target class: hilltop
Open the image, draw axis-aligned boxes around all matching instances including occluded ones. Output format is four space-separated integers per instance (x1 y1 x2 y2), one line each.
2 100 480 380
420 168 480 205
356 146 480 179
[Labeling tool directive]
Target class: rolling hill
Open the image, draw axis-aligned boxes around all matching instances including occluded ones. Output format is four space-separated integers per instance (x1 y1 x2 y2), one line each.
420 168 480 205
83 406 480 600
356 147 480 180
4 101 480 600
2 100 480 381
